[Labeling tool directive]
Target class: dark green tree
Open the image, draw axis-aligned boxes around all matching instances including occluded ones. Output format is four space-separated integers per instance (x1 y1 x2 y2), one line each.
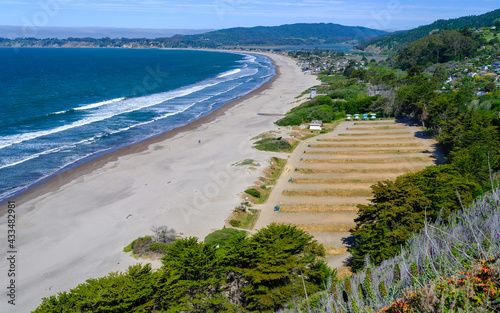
350 165 478 270
161 237 228 312
242 223 332 312
34 264 157 313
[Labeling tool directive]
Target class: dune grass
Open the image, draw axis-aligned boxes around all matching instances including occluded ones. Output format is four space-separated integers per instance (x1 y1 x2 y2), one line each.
324 246 349 255
278 205 359 213
305 149 429 155
228 209 261 230
283 189 372 197
303 157 434 164
291 178 380 184
298 167 425 174
317 137 417 142
347 126 408 130
311 142 423 148
338 131 411 136
297 224 356 233
352 122 397 125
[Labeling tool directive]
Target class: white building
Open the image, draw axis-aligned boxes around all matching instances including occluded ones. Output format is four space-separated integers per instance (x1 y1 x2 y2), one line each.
309 120 323 130
310 88 317 99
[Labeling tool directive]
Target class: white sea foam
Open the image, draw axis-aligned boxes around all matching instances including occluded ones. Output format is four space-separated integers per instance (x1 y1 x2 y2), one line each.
0 81 222 149
0 133 109 170
74 97 126 111
217 69 241 78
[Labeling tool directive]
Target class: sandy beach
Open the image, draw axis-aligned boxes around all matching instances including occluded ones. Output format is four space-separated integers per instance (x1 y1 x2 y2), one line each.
0 52 318 312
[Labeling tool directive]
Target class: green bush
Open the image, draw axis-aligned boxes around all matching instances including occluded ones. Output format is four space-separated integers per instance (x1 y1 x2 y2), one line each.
276 115 303 126
204 227 247 246
129 236 169 256
254 138 292 152
244 188 261 198
229 219 241 227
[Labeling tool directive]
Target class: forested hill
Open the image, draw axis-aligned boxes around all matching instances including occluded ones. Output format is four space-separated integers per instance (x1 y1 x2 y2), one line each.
172 23 388 46
357 8 500 52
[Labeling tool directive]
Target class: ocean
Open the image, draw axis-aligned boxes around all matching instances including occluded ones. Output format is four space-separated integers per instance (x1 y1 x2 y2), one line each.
0 48 275 204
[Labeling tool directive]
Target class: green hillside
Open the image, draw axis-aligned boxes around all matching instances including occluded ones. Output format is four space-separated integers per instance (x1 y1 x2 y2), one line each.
173 23 388 47
357 8 500 52
281 187 500 312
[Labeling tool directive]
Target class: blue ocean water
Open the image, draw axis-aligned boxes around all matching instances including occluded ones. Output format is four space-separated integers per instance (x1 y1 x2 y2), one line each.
0 48 275 203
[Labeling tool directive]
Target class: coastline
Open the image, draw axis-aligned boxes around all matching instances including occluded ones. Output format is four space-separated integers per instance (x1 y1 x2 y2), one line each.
0 48 273 208
1 52 318 312
6 51 279 212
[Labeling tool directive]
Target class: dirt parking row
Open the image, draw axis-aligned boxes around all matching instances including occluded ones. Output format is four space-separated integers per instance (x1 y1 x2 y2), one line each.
252 119 439 274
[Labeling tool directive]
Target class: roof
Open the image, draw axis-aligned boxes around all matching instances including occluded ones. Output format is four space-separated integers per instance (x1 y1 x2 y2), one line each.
310 120 323 125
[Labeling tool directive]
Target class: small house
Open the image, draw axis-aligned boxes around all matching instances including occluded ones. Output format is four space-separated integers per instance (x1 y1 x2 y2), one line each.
354 114 360 120
310 88 317 99
362 114 368 120
309 120 323 130
370 113 377 120
346 114 352 121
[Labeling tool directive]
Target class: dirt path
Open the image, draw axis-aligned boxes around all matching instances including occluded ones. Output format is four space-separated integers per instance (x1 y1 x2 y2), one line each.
252 119 439 273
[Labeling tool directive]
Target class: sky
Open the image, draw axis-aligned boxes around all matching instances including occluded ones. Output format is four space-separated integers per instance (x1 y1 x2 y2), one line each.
0 0 498 32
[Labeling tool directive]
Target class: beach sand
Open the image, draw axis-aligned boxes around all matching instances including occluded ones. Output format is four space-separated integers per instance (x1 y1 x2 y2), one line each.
0 53 318 312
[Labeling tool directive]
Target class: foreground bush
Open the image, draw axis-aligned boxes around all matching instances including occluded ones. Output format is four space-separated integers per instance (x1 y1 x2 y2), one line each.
35 224 334 312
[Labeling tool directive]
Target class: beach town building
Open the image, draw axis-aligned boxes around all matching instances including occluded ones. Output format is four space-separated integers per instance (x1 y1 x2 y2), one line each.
309 120 323 130
310 88 317 98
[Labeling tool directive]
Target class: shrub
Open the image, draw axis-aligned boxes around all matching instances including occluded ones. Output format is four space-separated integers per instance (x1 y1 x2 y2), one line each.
131 236 169 255
126 225 176 256
204 227 247 246
229 219 241 227
254 138 293 151
151 225 176 245
244 188 261 198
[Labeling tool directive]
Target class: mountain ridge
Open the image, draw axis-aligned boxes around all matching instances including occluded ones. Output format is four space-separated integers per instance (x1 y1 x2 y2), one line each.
357 8 500 52
0 25 214 39
173 22 388 46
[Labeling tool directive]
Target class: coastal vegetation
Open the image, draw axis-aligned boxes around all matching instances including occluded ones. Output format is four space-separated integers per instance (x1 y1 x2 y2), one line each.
123 225 177 257
204 228 247 247
280 187 500 312
254 137 293 151
228 206 260 229
35 224 334 312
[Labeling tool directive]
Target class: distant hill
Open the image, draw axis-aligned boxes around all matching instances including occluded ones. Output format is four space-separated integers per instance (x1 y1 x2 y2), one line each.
173 23 389 47
357 9 500 52
0 26 213 39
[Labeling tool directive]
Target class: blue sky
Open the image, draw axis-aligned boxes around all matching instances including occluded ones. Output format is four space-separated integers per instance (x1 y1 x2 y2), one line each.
0 0 498 31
